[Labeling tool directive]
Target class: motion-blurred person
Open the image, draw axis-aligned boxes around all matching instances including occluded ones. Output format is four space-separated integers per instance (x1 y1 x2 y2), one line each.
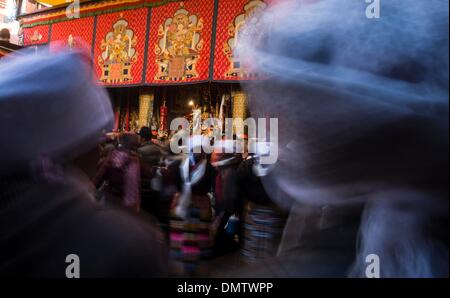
138 126 163 166
98 133 118 163
0 28 10 42
166 136 215 277
235 0 449 277
151 142 186 240
236 142 287 264
210 140 243 256
137 126 163 218
93 132 141 212
0 49 167 277
0 28 22 61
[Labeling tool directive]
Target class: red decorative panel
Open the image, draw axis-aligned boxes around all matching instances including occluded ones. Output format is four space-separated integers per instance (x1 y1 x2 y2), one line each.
213 0 278 81
50 17 95 52
93 8 149 86
145 0 215 84
23 25 50 46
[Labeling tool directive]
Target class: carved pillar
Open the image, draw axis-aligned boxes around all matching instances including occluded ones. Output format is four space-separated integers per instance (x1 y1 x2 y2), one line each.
138 87 155 129
232 89 248 136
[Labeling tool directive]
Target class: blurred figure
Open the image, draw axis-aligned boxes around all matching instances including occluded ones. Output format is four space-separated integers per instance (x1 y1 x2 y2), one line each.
166 136 215 276
99 133 118 163
0 28 22 61
236 142 287 264
152 143 185 240
137 126 163 218
0 28 10 42
0 49 167 277
138 126 163 167
210 140 243 256
94 132 141 212
236 0 449 277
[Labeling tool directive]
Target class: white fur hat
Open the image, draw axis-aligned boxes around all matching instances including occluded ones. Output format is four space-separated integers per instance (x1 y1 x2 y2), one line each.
235 0 449 205
0 48 114 172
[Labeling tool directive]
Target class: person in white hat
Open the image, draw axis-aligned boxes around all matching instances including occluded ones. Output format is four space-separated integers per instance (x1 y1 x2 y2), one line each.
165 135 215 276
234 0 449 277
0 48 167 277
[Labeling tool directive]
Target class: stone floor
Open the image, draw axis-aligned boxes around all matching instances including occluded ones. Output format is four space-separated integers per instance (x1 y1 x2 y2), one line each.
208 248 355 278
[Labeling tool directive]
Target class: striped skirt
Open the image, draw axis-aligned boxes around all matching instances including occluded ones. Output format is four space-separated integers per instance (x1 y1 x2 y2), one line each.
241 201 287 263
169 193 213 276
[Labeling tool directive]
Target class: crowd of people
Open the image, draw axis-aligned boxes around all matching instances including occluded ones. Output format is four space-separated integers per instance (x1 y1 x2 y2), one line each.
91 128 288 276
1 0 448 278
0 47 341 278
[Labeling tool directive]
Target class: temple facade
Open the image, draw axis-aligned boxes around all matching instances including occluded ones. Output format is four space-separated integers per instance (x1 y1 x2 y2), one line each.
17 0 277 135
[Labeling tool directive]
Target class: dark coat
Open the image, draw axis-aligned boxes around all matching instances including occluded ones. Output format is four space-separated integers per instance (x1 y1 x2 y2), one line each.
0 170 168 278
